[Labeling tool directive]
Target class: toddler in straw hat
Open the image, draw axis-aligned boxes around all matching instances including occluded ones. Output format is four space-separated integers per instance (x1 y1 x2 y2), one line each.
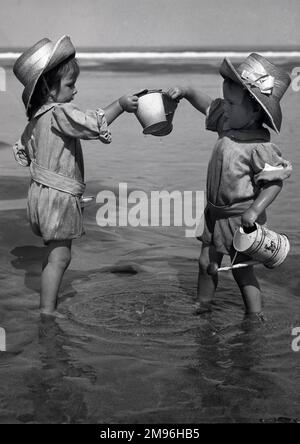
168 53 292 316
13 36 138 317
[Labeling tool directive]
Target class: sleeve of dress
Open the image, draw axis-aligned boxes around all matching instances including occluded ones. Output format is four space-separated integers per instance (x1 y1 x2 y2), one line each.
251 143 292 185
51 103 112 143
12 133 31 167
205 98 225 134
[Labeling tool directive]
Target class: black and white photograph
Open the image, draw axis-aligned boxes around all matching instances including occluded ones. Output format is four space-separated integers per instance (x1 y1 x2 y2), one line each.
0 0 299 426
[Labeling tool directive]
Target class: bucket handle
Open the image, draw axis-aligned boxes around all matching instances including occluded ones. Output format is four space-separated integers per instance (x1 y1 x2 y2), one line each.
133 88 164 98
133 89 149 98
134 89 178 118
133 89 178 104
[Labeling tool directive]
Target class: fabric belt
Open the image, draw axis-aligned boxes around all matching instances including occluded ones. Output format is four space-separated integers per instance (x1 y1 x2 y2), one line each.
30 161 85 197
207 199 253 218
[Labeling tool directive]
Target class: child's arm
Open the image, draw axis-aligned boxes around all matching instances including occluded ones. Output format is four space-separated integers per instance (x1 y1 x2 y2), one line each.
103 94 138 125
242 180 282 228
52 95 137 142
243 143 293 227
167 86 212 115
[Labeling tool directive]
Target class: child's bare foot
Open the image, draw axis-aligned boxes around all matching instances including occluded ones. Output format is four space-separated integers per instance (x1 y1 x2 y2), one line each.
40 310 67 319
193 301 212 315
244 311 266 323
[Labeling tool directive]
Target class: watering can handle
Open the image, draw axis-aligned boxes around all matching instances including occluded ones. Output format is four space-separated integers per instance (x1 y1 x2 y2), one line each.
242 224 257 234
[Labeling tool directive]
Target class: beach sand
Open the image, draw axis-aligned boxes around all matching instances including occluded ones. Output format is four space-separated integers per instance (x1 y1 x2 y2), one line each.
0 66 300 423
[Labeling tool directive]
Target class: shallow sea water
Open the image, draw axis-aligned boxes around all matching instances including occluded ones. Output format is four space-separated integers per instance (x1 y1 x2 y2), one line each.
0 66 299 423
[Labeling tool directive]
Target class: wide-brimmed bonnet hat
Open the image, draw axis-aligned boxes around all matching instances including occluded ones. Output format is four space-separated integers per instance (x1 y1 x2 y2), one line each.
219 53 291 133
13 35 75 110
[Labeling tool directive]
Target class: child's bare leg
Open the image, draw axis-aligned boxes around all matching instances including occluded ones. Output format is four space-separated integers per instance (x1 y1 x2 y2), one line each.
196 245 223 312
230 253 262 314
40 240 72 315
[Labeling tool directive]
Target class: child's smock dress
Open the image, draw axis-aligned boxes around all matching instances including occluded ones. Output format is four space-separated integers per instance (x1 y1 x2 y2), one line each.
200 98 292 255
13 103 111 243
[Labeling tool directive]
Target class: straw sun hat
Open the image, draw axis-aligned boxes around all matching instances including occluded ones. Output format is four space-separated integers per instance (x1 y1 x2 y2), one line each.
13 35 75 110
219 53 291 133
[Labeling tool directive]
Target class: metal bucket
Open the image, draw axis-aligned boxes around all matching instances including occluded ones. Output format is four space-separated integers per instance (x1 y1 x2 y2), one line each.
135 90 167 134
151 93 177 137
233 223 290 268
135 89 177 136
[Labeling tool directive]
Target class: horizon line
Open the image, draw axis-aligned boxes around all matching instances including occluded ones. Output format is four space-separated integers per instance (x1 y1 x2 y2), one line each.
0 44 299 50
1 50 300 60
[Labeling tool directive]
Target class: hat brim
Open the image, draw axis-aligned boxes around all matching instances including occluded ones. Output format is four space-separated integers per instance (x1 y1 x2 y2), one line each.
23 35 76 111
219 57 281 133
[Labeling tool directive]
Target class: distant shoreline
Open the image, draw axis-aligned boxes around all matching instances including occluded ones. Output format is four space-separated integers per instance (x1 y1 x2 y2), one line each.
1 51 299 73
1 50 300 60
0 45 299 52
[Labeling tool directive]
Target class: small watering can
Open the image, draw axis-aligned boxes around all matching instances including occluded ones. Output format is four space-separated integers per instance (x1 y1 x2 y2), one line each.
134 89 177 136
207 223 290 276
233 223 290 268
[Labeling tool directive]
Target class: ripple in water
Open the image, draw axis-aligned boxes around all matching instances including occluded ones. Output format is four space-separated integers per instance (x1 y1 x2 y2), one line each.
66 270 201 342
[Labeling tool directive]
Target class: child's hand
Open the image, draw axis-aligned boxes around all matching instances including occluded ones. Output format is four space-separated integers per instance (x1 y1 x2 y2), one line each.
119 94 139 113
242 208 258 228
12 140 31 167
167 86 187 101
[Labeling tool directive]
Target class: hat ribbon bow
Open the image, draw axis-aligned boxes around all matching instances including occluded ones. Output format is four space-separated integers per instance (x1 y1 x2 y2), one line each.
241 68 275 95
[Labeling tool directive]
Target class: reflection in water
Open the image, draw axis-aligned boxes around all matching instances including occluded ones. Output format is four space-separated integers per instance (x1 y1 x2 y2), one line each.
5 243 300 423
191 312 299 423
190 315 267 422
18 317 94 424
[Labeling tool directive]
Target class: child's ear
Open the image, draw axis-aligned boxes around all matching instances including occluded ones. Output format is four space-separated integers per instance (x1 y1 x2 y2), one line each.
48 87 58 101
41 75 57 101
